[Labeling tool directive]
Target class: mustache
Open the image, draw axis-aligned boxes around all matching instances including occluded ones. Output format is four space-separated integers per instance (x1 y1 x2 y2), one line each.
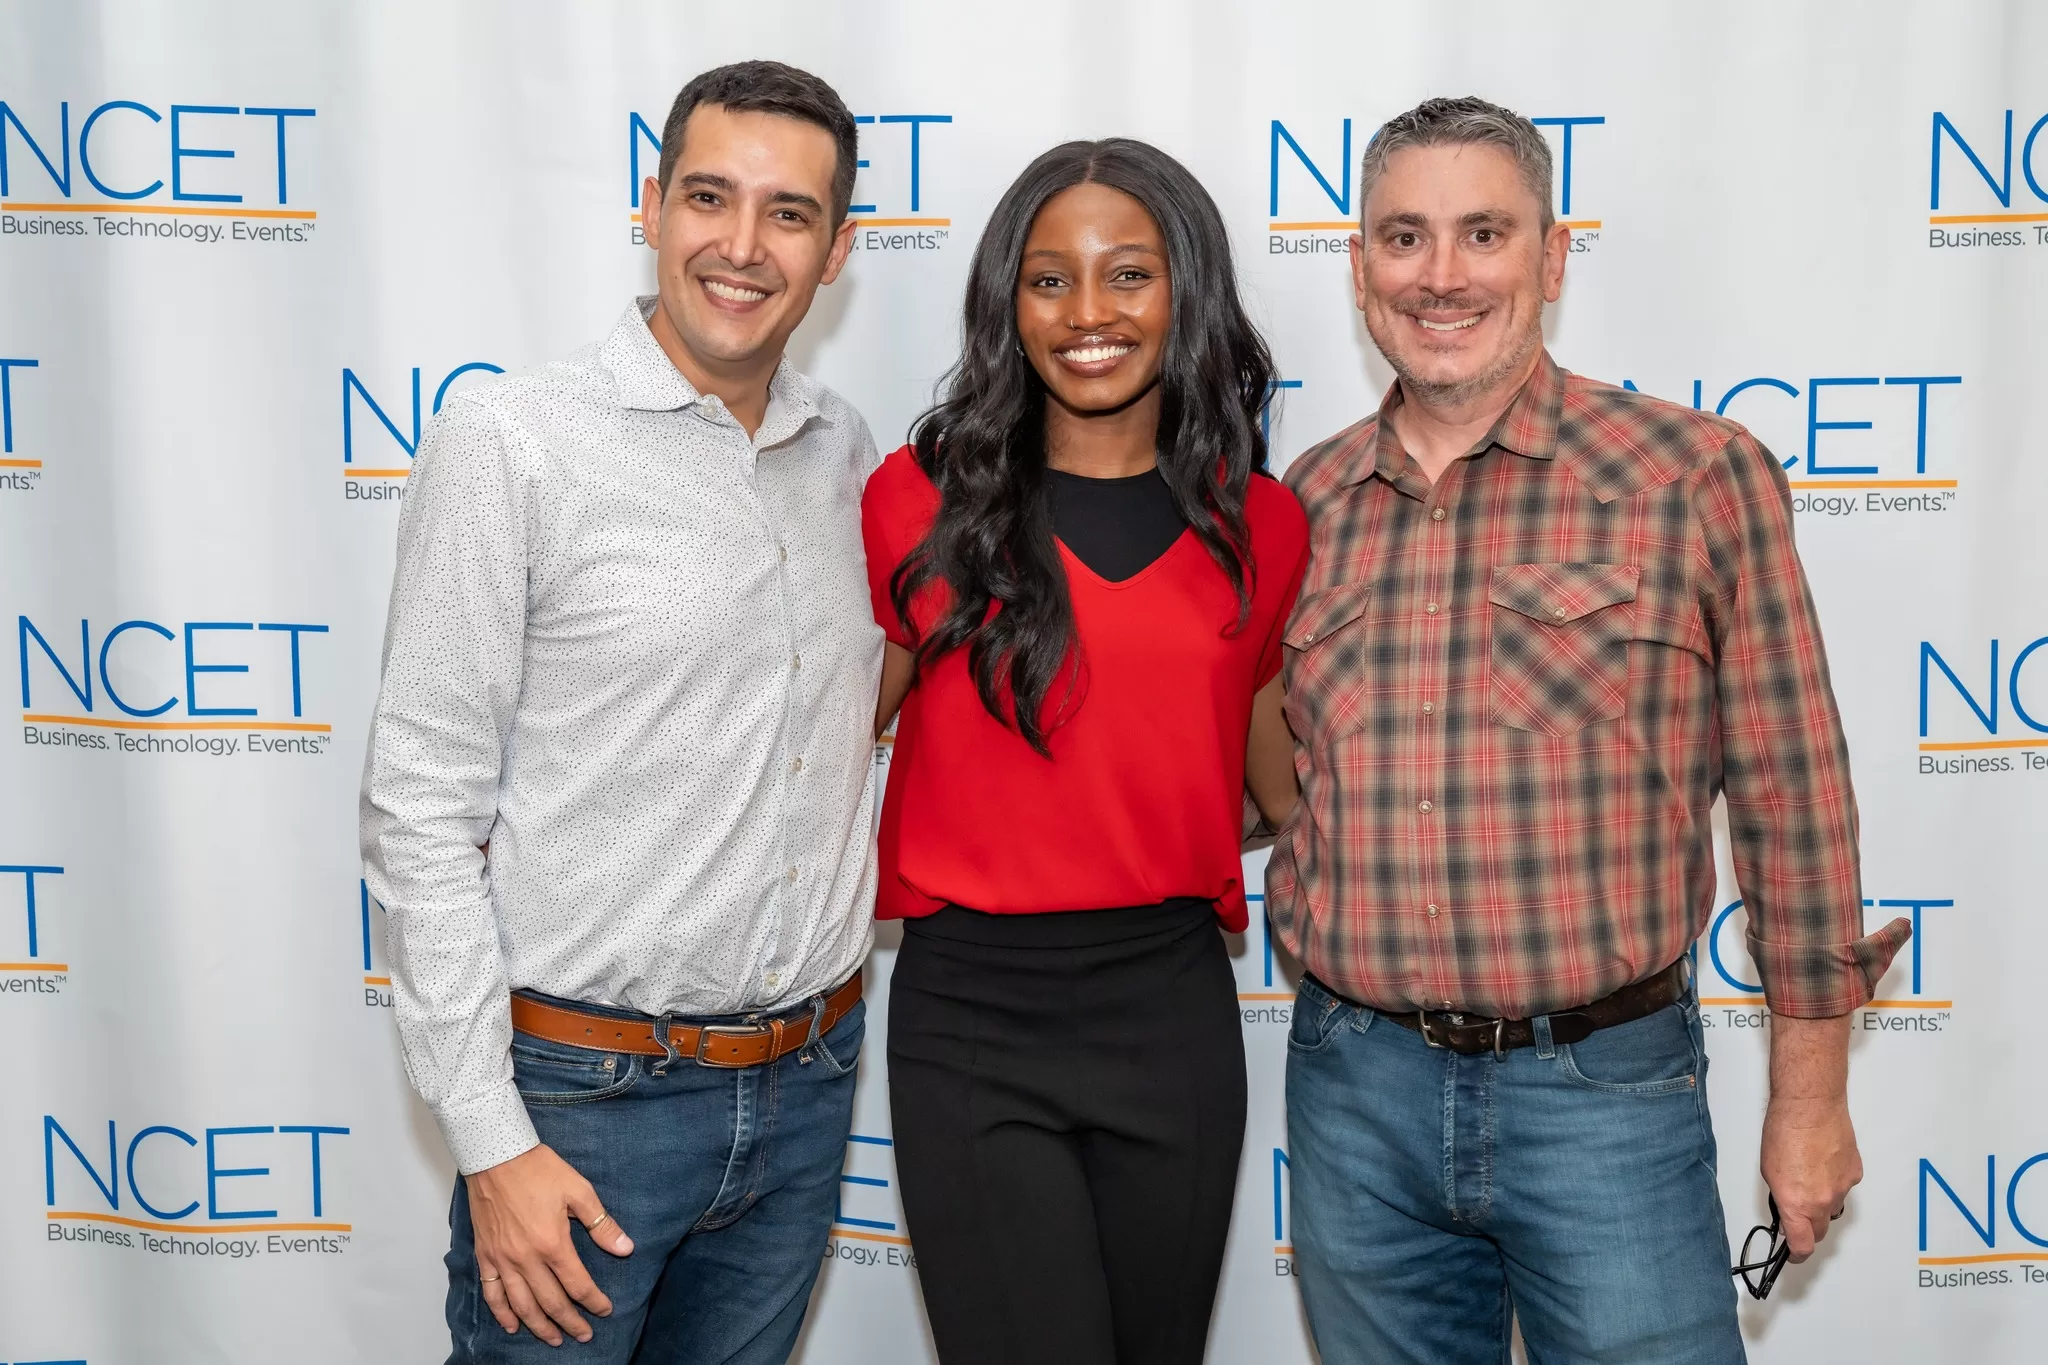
1392 292 1496 316
690 256 783 290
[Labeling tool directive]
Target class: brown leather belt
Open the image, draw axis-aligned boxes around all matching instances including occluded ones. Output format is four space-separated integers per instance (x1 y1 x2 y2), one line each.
1354 959 1688 1058
510 975 862 1069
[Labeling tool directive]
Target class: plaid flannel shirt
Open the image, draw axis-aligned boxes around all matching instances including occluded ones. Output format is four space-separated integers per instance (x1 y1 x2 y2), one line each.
1265 352 1909 1020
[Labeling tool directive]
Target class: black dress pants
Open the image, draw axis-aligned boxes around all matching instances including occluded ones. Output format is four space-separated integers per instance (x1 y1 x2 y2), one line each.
887 900 1248 1365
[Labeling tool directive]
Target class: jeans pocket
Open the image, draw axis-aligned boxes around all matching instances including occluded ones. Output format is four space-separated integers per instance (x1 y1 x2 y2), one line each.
1553 1004 1701 1096
1487 562 1640 735
510 1035 641 1106
1287 979 1347 1055
806 999 866 1076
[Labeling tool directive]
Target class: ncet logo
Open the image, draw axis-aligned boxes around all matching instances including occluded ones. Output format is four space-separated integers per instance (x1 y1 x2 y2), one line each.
1615 368 1963 506
1271 1147 1296 1275
627 109 954 252
1236 894 1296 1026
360 880 392 1009
0 864 66 993
824 1133 916 1270
0 99 316 243
1917 1149 2048 1285
43 1114 350 1258
1265 114 1605 257
17 614 333 756
1696 896 1954 1034
1916 632 2048 775
0 357 40 492
340 360 504 499
1926 107 2048 250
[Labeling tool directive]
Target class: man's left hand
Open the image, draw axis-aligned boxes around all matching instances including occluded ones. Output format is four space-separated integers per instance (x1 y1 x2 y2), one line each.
1761 1013 1861 1262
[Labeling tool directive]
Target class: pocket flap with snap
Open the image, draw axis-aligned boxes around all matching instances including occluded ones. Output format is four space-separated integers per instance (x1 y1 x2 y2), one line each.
1488 563 1640 626
1285 581 1372 650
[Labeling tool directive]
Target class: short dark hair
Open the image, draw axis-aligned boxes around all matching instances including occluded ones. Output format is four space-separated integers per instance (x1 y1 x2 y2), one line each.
657 61 860 224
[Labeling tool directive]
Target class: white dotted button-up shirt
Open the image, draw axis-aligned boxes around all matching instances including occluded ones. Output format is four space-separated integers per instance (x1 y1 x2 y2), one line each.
361 299 883 1174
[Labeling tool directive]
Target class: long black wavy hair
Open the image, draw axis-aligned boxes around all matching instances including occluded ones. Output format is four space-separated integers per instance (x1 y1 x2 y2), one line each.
889 138 1277 754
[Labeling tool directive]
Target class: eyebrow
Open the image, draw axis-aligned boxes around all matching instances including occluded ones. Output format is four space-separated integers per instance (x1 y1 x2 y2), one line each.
675 172 824 216
1022 242 1165 262
1372 208 1522 233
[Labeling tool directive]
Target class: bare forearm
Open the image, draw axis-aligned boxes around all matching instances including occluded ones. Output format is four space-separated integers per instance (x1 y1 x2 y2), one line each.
1767 1012 1849 1109
1244 676 1299 829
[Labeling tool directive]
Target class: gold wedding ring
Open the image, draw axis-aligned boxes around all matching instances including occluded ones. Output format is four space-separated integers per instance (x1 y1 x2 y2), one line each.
588 1212 612 1232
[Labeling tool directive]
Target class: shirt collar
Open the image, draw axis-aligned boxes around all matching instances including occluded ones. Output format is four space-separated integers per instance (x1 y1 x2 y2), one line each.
1350 348 1566 487
600 296 825 446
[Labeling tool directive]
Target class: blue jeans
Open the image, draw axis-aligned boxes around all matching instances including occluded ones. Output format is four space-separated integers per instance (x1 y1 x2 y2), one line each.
1285 973 1743 1365
444 989 865 1365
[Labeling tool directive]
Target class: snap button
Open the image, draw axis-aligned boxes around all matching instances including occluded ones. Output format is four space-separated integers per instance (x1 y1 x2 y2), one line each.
1431 507 1447 522
1551 606 1569 621
1418 800 1434 814
1425 602 1440 615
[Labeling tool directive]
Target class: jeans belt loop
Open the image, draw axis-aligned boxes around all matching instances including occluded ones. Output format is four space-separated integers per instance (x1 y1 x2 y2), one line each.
798 993 827 1063
1532 1012 1556 1059
650 1012 679 1075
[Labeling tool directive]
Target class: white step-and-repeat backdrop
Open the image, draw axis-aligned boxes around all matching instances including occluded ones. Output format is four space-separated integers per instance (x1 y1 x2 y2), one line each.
3 2 2043 1360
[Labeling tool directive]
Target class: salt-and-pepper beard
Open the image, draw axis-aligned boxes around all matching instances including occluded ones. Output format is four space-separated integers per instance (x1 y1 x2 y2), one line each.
1374 293 1545 410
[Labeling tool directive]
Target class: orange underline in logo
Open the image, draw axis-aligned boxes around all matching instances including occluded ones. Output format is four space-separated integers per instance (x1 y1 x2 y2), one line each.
1238 992 1293 1001
3 200 317 221
831 1227 912 1246
1920 1252 2048 1265
49 1210 351 1234
1919 739 2042 752
343 468 410 478
23 713 331 733
364 975 391 986
851 217 951 227
1275 1244 1295 1254
1698 996 1952 1009
1788 478 1956 490
1928 213 2048 224
0 962 67 971
0 458 41 468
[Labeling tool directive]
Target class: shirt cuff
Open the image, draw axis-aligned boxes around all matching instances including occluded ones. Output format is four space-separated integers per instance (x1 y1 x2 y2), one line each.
433 1081 541 1176
1747 915 1913 1018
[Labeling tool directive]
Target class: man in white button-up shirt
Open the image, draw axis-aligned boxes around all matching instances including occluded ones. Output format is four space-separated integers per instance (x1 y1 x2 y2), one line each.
361 62 882 1364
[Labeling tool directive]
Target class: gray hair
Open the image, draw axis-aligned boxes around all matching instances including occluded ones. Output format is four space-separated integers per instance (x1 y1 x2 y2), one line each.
1357 97 1554 232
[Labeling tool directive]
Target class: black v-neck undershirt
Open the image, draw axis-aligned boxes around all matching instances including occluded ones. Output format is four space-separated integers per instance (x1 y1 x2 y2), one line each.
1047 466 1188 582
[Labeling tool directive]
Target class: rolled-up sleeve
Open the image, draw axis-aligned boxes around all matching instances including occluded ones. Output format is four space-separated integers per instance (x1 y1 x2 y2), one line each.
1699 431 1911 1017
359 397 537 1174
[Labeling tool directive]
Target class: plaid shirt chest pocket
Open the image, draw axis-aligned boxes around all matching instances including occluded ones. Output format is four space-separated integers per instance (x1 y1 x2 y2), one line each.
1487 562 1642 735
1281 581 1373 748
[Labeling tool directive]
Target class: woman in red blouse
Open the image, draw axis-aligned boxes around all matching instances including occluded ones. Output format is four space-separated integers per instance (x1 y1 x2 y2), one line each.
864 138 1307 1365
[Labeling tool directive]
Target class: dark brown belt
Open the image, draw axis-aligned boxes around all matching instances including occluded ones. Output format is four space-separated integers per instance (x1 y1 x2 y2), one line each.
510 975 862 1069
1351 960 1689 1058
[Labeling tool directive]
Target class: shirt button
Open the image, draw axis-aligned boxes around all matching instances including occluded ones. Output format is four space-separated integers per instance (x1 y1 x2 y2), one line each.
1425 602 1440 616
779 545 789 563
791 654 801 671
1418 800 1434 814
1551 606 1568 621
1421 701 1436 715
786 866 798 883
1431 507 1447 522
790 756 804 774
763 971 781 991
1426 904 1440 918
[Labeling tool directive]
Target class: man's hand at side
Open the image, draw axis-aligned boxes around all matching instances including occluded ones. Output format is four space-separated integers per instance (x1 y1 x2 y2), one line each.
1760 1012 1860 1262
467 1143 634 1344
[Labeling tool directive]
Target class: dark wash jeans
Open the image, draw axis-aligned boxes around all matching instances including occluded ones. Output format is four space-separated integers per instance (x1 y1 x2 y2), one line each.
1285 973 1744 1365
444 989 864 1365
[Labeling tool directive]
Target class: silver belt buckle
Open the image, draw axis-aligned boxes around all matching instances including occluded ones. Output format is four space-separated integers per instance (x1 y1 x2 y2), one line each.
694 1023 772 1068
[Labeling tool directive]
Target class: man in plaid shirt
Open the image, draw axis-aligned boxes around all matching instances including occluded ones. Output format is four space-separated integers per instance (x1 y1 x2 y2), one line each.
1267 97 1911 1364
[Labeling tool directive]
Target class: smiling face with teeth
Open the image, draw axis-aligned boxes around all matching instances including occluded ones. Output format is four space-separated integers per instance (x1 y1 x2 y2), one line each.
1014 182 1172 467
1351 142 1571 416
